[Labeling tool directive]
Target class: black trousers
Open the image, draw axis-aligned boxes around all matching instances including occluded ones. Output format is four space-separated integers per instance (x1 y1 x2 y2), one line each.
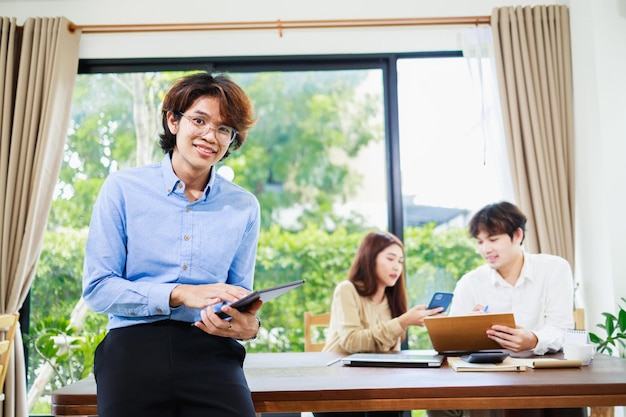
94 320 256 417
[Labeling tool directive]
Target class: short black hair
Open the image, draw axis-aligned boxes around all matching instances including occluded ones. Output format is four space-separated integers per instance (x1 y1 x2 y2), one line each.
468 201 527 243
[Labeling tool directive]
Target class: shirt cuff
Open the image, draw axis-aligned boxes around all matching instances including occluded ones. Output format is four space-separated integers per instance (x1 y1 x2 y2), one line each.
148 283 181 316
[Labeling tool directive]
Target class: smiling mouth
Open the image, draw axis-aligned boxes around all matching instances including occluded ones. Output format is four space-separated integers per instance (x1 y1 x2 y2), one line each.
195 143 217 155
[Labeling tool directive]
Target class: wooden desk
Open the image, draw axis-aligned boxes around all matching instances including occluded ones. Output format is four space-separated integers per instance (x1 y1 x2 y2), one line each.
51 352 626 415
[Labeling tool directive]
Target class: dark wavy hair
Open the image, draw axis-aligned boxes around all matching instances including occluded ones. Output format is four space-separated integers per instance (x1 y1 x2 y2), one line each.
468 201 527 244
348 231 408 318
159 72 257 160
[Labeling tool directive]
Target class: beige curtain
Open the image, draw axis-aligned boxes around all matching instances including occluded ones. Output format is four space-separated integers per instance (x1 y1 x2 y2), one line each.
0 17 81 417
491 6 575 268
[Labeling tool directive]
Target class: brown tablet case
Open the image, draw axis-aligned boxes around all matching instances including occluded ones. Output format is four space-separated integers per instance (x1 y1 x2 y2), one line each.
424 313 516 354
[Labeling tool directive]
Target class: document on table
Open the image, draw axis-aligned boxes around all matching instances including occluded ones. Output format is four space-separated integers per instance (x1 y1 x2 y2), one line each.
447 357 526 372
505 357 582 368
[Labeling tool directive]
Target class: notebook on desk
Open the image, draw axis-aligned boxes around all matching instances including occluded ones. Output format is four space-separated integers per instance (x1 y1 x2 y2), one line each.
424 313 517 354
340 350 445 368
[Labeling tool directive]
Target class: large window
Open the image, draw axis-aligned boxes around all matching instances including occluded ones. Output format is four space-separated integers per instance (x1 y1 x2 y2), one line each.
398 57 506 307
26 54 504 414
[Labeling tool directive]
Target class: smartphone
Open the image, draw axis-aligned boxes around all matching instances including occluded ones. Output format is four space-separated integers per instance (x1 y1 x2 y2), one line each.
427 292 453 313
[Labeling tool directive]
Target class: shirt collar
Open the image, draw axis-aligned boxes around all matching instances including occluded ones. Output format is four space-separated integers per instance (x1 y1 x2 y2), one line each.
161 153 215 200
489 250 534 287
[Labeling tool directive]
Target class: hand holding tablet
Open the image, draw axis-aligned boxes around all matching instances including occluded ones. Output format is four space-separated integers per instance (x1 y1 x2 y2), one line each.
216 279 306 318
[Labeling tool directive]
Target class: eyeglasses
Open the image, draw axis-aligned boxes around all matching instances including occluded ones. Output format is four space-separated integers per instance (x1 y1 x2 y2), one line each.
178 112 237 143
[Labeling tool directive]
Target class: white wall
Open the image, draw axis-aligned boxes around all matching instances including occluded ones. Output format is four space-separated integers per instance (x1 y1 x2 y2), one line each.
3 0 625 340
2 0 566 58
570 0 626 331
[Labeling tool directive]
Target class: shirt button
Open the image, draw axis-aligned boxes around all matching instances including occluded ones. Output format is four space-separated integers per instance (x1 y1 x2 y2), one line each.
177 183 183 188
184 235 190 241
157 308 163 313
186 207 191 212
183 265 188 271
130 312 136 316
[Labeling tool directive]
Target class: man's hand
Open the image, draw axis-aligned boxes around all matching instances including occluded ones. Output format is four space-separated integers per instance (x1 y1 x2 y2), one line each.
169 283 251 309
486 324 538 352
194 299 263 340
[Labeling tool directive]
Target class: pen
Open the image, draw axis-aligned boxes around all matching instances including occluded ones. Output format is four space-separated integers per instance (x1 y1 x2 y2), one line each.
483 305 489 313
326 357 342 366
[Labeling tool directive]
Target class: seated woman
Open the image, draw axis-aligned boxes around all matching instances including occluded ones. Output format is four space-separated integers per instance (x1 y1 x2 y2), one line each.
316 231 444 417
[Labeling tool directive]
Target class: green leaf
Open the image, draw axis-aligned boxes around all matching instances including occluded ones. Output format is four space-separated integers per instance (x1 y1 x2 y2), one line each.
618 306 626 333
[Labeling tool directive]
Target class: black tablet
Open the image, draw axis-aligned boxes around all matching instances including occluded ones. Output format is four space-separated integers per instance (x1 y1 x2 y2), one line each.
216 279 306 318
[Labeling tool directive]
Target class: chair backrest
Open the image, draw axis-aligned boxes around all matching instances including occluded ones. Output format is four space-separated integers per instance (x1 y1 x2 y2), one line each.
573 308 585 330
0 313 19 400
304 312 330 352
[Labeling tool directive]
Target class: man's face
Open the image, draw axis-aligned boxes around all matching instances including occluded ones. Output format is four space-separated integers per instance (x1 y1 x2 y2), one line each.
167 96 232 178
474 228 523 272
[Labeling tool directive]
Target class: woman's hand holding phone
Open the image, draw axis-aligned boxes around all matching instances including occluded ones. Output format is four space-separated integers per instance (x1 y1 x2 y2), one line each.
427 292 453 313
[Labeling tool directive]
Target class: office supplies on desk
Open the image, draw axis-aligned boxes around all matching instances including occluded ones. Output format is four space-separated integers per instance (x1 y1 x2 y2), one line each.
564 328 590 344
340 350 445 368
461 351 509 363
506 357 582 368
424 313 516 354
448 356 526 372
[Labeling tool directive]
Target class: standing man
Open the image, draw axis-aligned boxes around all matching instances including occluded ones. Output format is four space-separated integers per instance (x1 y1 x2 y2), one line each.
449 201 574 355
83 73 261 417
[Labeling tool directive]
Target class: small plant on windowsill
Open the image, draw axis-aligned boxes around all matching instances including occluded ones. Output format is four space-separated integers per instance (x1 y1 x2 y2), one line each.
589 297 626 357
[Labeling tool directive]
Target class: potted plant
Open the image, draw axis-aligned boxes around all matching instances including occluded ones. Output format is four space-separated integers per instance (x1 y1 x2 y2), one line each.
589 297 626 357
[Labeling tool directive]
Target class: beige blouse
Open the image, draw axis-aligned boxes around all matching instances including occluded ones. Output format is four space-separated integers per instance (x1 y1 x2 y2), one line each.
322 280 405 354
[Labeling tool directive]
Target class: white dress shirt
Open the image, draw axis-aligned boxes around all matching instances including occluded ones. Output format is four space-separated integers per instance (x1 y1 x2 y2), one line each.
449 252 575 355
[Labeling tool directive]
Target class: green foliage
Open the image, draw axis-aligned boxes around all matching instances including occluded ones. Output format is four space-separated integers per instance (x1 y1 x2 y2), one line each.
224 71 383 230
48 72 179 230
25 316 105 392
404 223 483 305
589 297 626 357
31 228 88 322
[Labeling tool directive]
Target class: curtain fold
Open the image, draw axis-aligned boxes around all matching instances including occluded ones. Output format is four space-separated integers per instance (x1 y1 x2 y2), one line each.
0 17 81 417
490 6 575 268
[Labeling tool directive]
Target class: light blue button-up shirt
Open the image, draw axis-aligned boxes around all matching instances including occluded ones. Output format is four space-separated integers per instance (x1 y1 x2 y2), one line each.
82 154 260 330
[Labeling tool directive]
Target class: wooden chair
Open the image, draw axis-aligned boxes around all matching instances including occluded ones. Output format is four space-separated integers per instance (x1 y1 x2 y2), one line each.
573 308 613 417
0 312 20 402
304 312 330 352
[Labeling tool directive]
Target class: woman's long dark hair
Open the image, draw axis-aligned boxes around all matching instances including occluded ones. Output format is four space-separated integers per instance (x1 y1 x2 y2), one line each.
348 231 408 318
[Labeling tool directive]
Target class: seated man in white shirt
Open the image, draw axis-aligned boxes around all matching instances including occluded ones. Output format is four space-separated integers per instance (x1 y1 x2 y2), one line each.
428 201 579 417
